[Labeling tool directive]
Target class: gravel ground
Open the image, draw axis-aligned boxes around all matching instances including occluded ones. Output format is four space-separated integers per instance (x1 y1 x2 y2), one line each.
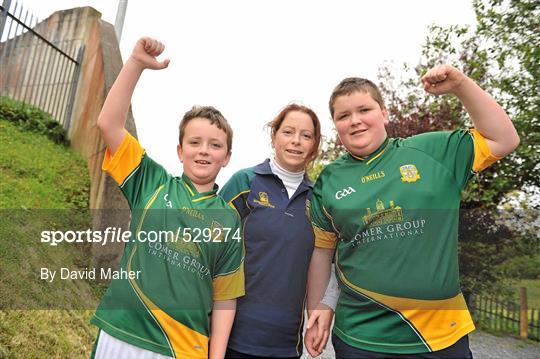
301 330 540 358
468 331 539 359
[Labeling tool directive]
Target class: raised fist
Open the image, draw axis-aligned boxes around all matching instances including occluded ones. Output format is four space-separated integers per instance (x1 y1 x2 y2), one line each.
129 37 170 70
421 64 467 96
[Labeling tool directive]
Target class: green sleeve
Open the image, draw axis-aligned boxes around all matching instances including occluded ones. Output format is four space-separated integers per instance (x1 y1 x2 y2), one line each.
403 130 475 190
310 169 338 249
212 214 245 300
219 168 255 219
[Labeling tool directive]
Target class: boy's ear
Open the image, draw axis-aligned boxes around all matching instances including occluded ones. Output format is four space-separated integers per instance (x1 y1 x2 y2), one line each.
176 144 183 163
382 106 390 126
222 151 232 168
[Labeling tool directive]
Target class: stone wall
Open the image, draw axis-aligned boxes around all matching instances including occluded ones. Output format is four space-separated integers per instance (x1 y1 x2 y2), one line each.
2 7 136 274
67 8 135 274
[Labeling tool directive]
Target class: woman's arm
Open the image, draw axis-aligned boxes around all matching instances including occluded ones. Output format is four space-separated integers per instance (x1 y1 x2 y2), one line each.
305 247 334 357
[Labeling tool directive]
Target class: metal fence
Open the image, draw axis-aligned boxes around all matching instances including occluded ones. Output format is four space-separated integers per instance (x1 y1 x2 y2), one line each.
0 0 84 130
471 291 540 341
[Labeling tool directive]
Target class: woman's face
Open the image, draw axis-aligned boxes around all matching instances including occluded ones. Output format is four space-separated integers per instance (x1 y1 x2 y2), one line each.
272 110 315 172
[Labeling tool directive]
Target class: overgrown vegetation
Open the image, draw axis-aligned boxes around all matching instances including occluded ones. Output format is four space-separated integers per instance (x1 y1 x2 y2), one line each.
314 0 539 298
0 97 66 144
0 101 101 357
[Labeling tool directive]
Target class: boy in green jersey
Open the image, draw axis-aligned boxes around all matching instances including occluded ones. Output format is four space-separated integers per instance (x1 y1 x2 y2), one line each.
305 65 519 357
91 37 244 359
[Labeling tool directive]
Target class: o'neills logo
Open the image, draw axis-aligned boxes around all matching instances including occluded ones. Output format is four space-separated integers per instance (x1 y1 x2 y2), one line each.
361 171 385 183
354 199 426 247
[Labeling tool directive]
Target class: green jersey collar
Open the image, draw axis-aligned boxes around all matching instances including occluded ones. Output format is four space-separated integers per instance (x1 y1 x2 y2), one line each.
180 173 218 201
349 137 390 164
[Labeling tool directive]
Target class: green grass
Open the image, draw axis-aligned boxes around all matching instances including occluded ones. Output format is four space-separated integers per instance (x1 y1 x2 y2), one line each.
0 118 100 358
0 119 88 209
514 279 540 309
472 279 540 341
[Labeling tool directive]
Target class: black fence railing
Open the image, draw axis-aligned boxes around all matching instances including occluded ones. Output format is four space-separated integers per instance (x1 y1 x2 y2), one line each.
471 290 539 341
0 0 84 130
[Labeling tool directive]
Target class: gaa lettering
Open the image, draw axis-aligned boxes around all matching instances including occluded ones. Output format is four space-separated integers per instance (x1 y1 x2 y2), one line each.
335 186 356 200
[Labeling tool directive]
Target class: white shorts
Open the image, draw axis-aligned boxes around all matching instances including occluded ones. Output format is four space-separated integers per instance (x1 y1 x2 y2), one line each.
93 330 173 359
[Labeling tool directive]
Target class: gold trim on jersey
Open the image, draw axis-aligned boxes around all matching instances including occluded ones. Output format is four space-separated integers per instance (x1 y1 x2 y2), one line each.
349 139 390 164
228 190 250 207
213 262 245 300
127 184 209 358
350 153 366 161
182 180 196 196
180 177 217 202
313 224 337 248
366 145 389 165
128 247 208 358
192 194 217 202
295 291 308 356
470 128 502 172
322 205 342 238
102 131 145 186
336 263 475 352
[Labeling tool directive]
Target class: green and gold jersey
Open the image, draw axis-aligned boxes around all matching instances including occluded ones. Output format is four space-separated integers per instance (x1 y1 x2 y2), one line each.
310 129 500 354
91 132 244 358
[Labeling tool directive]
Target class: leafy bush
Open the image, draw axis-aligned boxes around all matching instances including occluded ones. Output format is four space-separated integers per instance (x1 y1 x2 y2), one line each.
498 255 540 280
0 97 66 144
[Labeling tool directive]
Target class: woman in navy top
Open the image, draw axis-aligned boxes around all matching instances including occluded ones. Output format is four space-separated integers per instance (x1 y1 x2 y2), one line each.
220 104 336 358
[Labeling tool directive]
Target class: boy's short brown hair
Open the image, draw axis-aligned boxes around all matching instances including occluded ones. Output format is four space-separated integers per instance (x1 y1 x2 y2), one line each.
179 106 233 152
329 78 385 119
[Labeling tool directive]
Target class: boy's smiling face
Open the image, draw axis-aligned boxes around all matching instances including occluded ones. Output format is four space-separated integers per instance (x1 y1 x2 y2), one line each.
177 118 231 192
333 91 389 158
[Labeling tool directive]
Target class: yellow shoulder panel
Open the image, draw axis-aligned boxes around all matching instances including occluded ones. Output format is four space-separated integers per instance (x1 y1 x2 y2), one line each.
313 225 337 249
213 263 245 301
470 128 502 172
102 131 145 185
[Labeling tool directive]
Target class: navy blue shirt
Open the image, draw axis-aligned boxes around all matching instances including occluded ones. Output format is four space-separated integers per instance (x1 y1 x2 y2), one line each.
220 159 315 357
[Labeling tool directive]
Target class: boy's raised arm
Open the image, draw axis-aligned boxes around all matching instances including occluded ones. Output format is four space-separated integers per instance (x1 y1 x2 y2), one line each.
97 37 170 155
421 64 519 157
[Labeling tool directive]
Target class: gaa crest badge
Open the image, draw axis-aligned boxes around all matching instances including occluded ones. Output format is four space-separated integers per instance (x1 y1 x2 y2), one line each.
211 220 224 242
400 164 421 183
